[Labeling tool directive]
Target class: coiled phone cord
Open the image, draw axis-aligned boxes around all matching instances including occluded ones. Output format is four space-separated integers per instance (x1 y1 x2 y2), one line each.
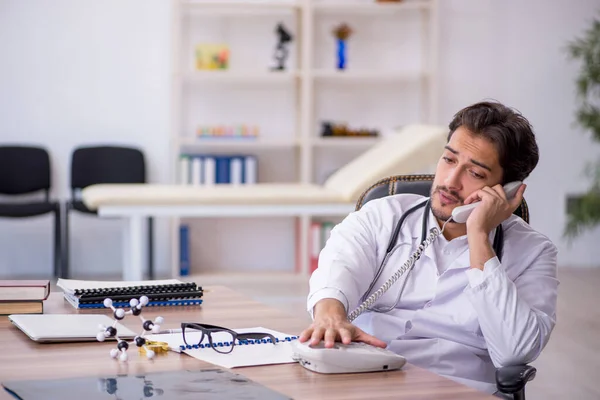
347 219 451 323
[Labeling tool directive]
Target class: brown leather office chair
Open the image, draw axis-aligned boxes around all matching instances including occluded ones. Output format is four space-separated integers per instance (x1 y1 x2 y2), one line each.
355 174 534 400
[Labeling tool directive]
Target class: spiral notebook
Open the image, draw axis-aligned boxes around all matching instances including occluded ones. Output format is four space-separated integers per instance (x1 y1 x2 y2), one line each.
146 327 299 369
57 279 203 309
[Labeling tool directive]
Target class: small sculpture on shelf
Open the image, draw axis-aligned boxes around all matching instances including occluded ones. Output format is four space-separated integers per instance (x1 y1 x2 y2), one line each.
332 23 353 70
321 121 379 137
272 23 293 71
96 296 167 362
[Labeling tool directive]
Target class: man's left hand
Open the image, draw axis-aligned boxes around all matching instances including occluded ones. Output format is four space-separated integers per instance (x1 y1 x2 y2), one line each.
463 183 526 236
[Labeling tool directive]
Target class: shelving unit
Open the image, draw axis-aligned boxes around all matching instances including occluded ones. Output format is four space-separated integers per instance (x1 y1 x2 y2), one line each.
169 0 439 277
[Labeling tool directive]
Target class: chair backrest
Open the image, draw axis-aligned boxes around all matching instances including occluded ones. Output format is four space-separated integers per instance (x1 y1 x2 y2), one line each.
0 146 51 196
70 146 146 190
355 174 530 223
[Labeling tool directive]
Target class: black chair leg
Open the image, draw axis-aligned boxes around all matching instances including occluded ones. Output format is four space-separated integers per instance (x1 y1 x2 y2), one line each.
147 217 154 279
53 207 62 278
63 204 70 279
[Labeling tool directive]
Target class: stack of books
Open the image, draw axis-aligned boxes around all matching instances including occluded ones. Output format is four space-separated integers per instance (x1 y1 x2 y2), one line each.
0 280 50 315
56 279 203 309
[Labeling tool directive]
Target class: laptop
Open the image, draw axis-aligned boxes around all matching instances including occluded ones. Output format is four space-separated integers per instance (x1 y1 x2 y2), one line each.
8 314 137 343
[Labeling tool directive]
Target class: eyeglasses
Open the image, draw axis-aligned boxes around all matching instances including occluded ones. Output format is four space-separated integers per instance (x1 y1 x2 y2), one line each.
181 322 277 354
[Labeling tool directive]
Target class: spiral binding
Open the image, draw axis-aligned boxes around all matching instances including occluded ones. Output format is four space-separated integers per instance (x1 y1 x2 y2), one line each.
347 227 442 322
75 283 201 297
77 291 204 304
179 335 299 351
79 299 204 309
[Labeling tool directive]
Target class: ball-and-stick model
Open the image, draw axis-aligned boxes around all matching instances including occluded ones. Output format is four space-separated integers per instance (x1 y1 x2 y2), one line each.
96 296 164 362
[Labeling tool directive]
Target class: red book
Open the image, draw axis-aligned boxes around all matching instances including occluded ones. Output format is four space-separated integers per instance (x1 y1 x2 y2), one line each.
310 222 322 274
0 280 50 301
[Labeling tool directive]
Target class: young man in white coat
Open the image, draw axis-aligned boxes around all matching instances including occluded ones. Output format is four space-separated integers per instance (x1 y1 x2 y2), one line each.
300 101 559 396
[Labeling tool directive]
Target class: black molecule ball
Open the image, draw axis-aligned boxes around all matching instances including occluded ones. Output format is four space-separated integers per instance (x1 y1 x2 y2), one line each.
117 340 129 351
143 320 154 331
135 336 146 347
106 326 117 337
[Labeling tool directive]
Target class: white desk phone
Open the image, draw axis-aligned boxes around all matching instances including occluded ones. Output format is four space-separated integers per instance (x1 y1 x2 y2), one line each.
292 181 523 374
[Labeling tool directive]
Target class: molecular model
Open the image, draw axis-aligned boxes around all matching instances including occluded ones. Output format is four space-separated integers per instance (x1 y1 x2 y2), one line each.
96 296 165 362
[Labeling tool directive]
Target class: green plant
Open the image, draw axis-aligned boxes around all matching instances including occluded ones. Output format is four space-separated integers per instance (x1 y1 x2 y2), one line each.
565 16 600 238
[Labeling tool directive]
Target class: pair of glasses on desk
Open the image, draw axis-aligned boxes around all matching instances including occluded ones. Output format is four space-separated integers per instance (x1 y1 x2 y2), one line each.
181 323 278 354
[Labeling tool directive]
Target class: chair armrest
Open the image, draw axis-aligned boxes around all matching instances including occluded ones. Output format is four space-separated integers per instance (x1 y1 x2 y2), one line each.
495 365 537 394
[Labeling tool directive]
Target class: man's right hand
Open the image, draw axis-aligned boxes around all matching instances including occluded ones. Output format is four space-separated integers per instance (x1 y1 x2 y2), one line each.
298 298 388 349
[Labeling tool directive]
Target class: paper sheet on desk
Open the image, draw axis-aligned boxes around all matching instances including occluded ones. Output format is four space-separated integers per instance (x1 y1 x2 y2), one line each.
146 327 298 369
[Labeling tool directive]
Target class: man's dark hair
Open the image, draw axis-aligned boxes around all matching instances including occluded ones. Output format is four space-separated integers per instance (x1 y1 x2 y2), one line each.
448 101 539 184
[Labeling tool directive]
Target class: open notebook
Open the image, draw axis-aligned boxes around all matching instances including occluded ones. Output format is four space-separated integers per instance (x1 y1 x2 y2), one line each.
146 327 299 369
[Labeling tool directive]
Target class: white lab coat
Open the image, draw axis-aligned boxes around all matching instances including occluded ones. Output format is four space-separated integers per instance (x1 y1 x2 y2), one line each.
307 194 559 394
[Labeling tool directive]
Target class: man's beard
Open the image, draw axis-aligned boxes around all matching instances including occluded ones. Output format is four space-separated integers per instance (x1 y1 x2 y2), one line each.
430 185 463 222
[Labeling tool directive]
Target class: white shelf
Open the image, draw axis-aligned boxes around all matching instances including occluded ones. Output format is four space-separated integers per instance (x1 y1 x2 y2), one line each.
183 70 425 83
312 137 379 148
313 0 431 13
178 137 299 148
171 0 439 278
312 69 427 83
182 0 299 8
182 0 300 14
184 70 300 84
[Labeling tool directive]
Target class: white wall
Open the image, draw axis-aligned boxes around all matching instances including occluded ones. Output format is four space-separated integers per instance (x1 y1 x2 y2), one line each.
0 0 598 279
437 0 600 267
0 0 172 278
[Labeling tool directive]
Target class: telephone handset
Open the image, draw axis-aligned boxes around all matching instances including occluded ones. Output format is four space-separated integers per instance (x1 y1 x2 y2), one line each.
292 181 523 374
451 181 523 223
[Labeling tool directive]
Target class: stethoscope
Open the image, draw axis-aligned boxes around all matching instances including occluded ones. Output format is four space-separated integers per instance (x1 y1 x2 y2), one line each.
359 198 505 314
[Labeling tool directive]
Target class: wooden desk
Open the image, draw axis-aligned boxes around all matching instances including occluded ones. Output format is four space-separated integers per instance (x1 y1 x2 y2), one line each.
0 287 494 399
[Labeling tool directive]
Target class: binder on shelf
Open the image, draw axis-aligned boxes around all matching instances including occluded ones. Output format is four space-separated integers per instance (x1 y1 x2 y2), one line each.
296 220 337 274
229 156 244 185
244 155 258 184
191 156 203 186
179 155 190 185
56 279 203 309
180 224 190 276
215 156 231 184
309 221 321 273
321 222 335 248
203 156 216 186
294 218 301 273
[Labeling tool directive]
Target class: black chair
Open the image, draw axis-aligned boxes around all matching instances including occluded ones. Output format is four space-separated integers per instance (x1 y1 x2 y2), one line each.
355 174 535 400
0 146 62 278
64 145 154 279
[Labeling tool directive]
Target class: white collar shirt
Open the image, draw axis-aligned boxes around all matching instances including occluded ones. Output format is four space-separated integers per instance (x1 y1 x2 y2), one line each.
307 194 559 394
